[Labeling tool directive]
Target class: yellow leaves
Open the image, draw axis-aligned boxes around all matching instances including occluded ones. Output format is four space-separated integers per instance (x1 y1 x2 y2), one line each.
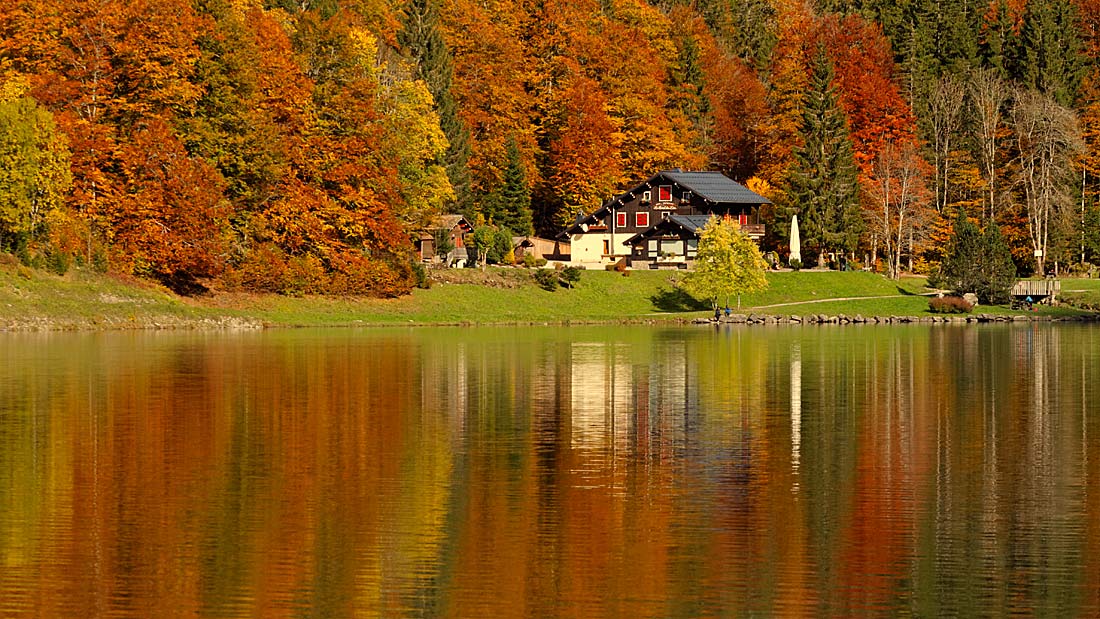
607 0 679 66
682 216 769 308
0 96 72 238
347 27 380 81
746 177 774 200
0 74 29 103
379 79 447 163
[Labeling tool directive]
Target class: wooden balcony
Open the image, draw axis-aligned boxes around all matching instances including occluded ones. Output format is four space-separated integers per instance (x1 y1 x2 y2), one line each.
741 224 765 239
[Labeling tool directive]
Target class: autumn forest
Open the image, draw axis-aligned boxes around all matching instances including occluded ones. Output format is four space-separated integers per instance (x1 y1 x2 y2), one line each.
1 0 1099 295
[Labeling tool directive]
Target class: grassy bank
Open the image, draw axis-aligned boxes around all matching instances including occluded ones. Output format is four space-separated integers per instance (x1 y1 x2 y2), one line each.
0 259 1089 331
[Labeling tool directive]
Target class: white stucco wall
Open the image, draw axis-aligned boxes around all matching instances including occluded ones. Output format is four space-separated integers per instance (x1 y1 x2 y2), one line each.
569 232 630 268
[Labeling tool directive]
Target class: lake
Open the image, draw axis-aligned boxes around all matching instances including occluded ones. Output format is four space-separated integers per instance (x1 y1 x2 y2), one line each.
2 324 1099 617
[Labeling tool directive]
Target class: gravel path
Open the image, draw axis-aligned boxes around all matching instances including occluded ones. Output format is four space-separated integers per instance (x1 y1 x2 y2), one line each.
750 292 938 310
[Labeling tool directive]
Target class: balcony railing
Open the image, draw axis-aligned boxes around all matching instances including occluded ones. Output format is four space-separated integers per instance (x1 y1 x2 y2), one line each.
741 224 765 239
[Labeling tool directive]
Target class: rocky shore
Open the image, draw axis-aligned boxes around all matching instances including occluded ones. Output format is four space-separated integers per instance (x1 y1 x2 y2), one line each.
696 312 1100 325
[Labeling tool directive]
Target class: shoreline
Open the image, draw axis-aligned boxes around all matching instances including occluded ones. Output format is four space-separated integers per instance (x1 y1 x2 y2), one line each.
3 310 1096 333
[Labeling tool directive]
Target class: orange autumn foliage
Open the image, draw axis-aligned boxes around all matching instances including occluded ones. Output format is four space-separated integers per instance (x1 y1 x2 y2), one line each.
814 16 918 175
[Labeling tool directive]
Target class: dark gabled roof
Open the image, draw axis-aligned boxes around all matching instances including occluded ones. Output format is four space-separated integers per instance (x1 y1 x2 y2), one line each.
622 214 716 245
561 170 768 236
667 214 714 232
660 171 771 205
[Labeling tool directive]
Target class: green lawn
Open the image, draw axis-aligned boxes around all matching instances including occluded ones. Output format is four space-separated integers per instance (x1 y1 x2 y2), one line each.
0 260 229 328
1055 276 1100 312
0 260 1091 330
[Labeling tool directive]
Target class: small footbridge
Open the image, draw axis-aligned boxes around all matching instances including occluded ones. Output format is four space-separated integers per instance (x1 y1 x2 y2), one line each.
1011 279 1060 306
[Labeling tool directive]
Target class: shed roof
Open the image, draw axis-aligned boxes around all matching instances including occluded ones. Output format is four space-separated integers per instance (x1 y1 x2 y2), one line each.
426 214 472 230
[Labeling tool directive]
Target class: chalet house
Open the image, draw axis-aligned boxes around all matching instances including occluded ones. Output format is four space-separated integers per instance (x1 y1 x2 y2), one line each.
561 170 769 269
418 214 473 265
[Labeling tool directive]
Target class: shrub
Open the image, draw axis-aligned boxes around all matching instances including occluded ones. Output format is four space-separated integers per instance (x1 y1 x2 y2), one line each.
228 243 289 293
326 251 412 297
411 261 430 289
282 254 327 296
535 258 548 268
92 249 109 273
534 268 557 291
522 253 537 268
45 249 70 275
928 295 974 314
789 258 802 271
560 266 582 288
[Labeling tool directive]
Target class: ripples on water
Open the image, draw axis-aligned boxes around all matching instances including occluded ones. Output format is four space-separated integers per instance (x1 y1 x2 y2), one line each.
1 324 1099 617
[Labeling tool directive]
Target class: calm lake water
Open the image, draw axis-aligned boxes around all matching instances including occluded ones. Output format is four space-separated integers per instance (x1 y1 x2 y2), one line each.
2 324 1099 617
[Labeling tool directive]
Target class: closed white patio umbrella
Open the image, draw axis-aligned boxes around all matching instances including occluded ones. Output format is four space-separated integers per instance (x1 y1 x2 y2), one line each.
789 214 801 267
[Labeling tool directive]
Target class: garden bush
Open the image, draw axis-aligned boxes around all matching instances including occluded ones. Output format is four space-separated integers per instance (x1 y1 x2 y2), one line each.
928 296 974 314
534 268 557 291
560 266 582 288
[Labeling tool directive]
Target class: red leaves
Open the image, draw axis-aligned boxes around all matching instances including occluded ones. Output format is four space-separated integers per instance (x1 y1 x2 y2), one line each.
111 120 230 279
813 16 917 174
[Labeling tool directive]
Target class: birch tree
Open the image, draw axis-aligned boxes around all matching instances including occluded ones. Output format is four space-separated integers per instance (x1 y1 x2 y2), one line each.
970 69 1008 221
0 94 72 250
927 74 966 214
1012 89 1083 274
864 142 933 279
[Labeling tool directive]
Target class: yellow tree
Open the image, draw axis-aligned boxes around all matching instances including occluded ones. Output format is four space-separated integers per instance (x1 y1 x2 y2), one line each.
0 87 72 251
681 216 769 310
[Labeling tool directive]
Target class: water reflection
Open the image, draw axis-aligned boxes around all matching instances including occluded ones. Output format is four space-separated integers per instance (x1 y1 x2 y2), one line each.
1 325 1099 616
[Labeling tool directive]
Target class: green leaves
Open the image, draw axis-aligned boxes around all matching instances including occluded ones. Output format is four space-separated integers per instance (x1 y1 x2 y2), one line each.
935 208 1016 304
784 47 861 265
681 216 768 309
0 95 71 249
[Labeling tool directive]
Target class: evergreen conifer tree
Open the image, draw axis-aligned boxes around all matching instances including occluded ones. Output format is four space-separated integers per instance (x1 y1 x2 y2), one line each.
1015 0 1086 107
784 47 861 266
671 33 711 149
980 0 1016 80
936 208 1016 304
399 0 472 213
936 207 984 295
977 219 1017 304
726 0 777 72
494 136 534 236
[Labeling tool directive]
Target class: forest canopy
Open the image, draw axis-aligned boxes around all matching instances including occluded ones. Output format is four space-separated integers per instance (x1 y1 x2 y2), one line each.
2 0 1099 294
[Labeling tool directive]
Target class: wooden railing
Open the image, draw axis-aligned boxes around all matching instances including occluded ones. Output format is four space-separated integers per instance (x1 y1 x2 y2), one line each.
1011 279 1060 300
741 224 765 239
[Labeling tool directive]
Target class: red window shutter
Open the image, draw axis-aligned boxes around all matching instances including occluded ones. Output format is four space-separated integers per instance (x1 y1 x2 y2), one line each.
616 212 627 227
739 213 748 225
636 212 649 228
659 186 672 202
